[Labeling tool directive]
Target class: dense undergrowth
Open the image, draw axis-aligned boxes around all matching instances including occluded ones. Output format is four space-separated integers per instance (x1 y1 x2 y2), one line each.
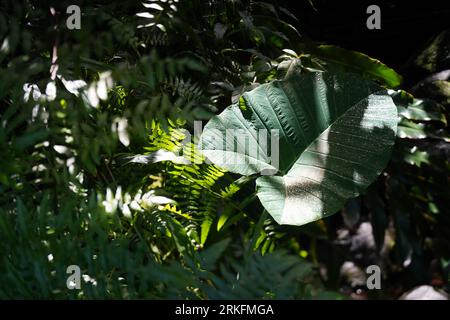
0 0 449 299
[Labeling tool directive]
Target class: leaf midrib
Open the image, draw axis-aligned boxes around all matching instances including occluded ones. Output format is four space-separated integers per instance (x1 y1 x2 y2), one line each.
281 90 385 176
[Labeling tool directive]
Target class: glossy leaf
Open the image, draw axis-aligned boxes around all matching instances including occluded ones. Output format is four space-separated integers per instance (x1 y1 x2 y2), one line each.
306 45 403 88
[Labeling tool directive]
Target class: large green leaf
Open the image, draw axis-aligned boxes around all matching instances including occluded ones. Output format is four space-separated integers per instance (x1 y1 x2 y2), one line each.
199 72 397 226
306 45 403 88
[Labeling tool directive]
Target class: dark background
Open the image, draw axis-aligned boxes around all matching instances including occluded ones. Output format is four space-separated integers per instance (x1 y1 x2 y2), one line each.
281 0 450 82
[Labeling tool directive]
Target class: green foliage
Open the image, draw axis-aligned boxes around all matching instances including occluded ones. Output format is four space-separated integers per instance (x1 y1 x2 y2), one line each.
0 0 448 300
0 0 334 299
302 45 403 88
201 250 336 299
200 71 397 226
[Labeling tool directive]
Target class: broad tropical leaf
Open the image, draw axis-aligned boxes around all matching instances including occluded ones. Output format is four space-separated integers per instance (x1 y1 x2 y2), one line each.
199 72 398 226
306 45 403 88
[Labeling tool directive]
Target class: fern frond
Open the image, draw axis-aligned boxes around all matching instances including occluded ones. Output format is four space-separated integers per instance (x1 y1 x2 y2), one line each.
136 120 242 245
